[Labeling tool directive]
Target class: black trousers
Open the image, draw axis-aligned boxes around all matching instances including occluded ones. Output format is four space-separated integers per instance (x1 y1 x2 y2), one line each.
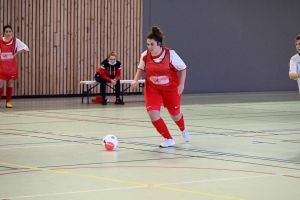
99 76 121 99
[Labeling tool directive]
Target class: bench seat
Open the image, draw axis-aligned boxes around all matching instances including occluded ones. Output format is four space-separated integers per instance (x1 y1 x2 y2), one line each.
79 80 145 104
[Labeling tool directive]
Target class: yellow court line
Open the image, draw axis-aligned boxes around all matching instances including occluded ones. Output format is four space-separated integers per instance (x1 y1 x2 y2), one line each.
0 162 246 200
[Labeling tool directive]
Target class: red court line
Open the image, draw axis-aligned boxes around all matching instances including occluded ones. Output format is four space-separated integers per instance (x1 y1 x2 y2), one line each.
1 165 299 179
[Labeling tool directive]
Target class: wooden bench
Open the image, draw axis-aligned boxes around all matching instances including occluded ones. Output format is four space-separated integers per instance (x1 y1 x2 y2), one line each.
79 80 145 104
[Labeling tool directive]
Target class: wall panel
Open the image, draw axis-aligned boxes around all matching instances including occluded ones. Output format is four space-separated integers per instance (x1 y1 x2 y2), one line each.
0 0 143 96
144 0 300 93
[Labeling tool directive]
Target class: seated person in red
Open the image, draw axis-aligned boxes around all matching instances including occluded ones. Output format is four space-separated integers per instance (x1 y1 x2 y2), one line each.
95 51 125 105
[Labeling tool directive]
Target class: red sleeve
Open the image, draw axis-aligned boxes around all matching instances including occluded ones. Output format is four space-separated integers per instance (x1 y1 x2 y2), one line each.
96 68 101 74
97 67 111 82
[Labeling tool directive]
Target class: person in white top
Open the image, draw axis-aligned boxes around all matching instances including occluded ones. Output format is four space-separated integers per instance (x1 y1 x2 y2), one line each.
289 35 300 94
0 25 29 108
131 26 190 148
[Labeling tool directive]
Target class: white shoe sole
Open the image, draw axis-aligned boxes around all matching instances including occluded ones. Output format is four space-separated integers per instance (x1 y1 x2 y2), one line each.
159 141 175 148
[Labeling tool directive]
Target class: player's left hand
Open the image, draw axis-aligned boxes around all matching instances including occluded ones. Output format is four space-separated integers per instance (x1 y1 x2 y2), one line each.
178 84 184 95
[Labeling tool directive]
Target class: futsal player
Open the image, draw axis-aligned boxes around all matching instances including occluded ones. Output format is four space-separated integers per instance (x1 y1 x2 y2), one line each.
131 26 190 148
0 25 29 108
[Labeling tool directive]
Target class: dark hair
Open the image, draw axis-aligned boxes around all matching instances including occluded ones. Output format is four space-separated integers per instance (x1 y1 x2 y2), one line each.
147 26 164 47
3 25 12 33
296 35 300 41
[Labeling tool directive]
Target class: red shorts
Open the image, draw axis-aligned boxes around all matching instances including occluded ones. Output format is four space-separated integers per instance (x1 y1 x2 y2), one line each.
144 85 181 116
0 73 18 80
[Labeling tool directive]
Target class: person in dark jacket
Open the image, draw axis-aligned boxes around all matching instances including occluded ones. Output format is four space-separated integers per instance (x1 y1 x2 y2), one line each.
95 51 125 105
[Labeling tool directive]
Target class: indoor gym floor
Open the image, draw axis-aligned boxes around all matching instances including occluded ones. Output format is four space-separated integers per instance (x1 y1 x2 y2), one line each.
0 91 299 200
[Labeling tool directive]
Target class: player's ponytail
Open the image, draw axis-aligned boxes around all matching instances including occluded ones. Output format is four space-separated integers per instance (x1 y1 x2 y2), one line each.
147 26 164 47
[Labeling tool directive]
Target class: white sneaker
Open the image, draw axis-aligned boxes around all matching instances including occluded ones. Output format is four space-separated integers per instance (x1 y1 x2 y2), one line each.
159 139 175 148
182 129 190 142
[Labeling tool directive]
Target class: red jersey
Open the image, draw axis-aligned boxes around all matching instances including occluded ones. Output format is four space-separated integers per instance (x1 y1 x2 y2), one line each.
144 48 180 92
0 37 18 76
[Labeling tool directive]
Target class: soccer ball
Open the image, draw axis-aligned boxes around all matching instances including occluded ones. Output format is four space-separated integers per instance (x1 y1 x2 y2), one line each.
102 134 118 150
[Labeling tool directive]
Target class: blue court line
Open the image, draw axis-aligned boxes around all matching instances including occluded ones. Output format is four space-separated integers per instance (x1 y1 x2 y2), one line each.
120 141 300 165
1 133 299 165
254 128 300 133
115 132 248 140
118 135 166 139
0 139 100 147
252 141 276 145
1 129 298 164
201 127 300 134
120 130 299 140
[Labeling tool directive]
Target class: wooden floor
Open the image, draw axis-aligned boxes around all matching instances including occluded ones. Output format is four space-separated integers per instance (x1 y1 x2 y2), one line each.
0 91 299 200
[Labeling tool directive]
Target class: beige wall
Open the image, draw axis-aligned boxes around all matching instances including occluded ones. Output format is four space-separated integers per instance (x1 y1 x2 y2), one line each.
0 0 143 96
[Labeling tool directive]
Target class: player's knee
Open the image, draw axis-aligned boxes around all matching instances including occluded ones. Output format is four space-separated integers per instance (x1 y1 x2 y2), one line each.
167 108 180 116
146 106 161 113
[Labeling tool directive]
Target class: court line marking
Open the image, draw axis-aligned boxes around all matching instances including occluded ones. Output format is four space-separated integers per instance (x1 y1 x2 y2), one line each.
0 162 245 200
4 172 300 199
3 102 299 118
3 99 299 114
2 165 300 199
3 110 300 130
0 143 85 150
0 105 146 113
0 139 100 147
156 173 300 186
0 186 145 199
121 141 300 164
1 129 298 165
1 129 299 170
